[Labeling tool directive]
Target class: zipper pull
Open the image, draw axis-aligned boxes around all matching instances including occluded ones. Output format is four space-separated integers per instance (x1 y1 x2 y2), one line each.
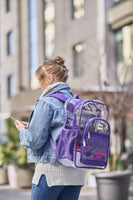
83 139 86 147
88 132 90 139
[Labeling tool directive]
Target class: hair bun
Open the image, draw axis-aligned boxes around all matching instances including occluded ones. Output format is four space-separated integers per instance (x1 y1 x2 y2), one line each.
54 56 65 65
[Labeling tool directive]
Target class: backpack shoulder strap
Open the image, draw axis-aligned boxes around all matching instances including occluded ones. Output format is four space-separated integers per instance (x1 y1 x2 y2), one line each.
48 92 79 102
41 92 78 156
47 93 68 102
41 93 67 156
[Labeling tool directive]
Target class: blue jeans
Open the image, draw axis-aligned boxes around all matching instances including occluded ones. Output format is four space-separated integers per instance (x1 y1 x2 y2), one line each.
31 175 82 200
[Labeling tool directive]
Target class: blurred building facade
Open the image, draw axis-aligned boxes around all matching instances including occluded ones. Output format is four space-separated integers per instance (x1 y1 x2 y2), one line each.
0 0 133 157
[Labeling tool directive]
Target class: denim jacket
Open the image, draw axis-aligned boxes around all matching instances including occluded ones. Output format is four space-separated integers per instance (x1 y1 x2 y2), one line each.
19 83 73 163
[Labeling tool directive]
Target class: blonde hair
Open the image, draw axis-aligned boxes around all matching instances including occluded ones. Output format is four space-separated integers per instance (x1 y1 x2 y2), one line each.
36 56 68 84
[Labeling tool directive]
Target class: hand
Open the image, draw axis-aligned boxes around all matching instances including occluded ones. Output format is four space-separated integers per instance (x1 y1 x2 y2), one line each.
14 120 27 132
20 121 29 129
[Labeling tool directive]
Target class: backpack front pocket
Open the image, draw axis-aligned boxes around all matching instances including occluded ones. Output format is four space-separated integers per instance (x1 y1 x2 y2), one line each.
80 131 110 168
75 118 110 169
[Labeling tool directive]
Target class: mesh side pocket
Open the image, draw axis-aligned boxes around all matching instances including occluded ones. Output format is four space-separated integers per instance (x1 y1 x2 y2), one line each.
56 128 79 162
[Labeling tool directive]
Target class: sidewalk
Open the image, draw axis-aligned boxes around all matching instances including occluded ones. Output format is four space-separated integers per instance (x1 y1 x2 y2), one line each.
0 185 97 200
79 187 97 200
0 185 30 200
0 185 133 200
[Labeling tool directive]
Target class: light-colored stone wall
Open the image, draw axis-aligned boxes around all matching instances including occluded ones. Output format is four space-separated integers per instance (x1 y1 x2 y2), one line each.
37 0 45 66
0 0 110 115
19 0 30 90
0 0 117 116
0 0 20 113
54 0 102 91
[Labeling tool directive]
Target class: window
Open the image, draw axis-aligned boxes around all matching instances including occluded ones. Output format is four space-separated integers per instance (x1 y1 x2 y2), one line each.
115 30 123 63
113 0 126 3
7 31 13 55
29 0 38 89
7 75 14 98
6 0 12 12
44 0 55 59
72 0 85 19
125 120 133 152
73 43 85 77
115 24 133 85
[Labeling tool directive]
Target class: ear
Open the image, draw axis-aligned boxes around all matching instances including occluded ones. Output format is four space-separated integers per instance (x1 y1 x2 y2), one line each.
47 74 54 84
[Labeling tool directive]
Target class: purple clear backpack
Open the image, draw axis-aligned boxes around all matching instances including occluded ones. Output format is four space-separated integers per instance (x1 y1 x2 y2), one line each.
45 93 111 170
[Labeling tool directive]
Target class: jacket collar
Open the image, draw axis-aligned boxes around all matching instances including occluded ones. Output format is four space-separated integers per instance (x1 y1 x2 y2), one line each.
40 82 70 99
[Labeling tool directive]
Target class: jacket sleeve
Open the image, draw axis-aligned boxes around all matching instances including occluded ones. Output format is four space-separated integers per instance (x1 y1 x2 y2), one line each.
19 100 54 150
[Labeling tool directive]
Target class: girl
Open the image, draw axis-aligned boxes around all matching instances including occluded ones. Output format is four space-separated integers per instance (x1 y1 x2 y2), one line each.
14 56 86 200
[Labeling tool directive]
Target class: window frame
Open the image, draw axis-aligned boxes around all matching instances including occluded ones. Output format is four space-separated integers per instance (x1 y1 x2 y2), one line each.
7 75 14 98
43 0 55 59
6 0 12 12
7 31 13 55
73 42 85 77
113 0 126 6
114 23 133 85
71 0 85 20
